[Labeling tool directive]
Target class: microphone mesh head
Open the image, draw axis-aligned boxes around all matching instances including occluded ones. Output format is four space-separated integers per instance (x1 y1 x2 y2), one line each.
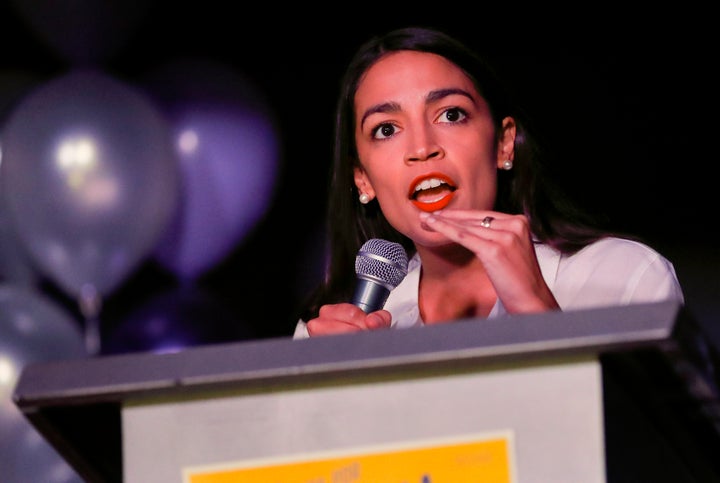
355 238 409 289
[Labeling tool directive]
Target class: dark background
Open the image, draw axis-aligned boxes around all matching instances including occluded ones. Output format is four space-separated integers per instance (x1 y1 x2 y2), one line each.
0 2 716 351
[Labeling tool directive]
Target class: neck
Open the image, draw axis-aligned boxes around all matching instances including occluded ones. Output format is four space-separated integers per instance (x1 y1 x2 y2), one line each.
414 243 497 323
415 243 476 275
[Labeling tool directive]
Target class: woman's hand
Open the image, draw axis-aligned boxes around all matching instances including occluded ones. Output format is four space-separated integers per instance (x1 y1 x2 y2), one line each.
305 303 392 336
419 210 559 313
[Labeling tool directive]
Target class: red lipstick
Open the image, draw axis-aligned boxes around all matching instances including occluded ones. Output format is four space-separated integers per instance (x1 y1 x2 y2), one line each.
408 172 456 213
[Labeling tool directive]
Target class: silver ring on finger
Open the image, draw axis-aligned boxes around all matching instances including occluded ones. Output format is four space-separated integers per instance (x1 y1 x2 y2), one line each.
480 216 494 228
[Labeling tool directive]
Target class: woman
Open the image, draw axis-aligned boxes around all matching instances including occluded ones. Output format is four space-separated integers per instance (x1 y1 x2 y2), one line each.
294 26 683 338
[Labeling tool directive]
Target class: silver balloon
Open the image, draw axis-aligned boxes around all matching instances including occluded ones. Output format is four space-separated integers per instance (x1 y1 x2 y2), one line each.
0 284 87 482
0 69 44 287
0 69 180 300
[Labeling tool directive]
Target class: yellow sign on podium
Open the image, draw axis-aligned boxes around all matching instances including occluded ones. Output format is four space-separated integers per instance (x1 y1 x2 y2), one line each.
184 432 515 483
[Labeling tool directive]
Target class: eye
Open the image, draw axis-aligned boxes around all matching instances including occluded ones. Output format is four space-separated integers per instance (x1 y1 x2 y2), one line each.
438 107 467 124
371 122 398 140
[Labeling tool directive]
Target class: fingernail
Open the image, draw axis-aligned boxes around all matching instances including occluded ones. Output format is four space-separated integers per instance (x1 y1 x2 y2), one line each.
419 212 435 222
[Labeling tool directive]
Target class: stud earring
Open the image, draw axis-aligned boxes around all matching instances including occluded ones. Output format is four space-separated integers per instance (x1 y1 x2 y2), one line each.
501 160 513 170
359 193 371 204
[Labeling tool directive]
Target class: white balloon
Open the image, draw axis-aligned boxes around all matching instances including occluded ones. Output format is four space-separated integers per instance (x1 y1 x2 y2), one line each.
0 69 180 299
0 284 86 482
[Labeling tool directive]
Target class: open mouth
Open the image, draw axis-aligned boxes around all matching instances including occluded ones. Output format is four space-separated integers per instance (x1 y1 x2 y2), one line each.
408 172 457 213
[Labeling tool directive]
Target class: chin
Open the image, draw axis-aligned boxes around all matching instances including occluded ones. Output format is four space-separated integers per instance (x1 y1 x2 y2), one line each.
412 229 455 248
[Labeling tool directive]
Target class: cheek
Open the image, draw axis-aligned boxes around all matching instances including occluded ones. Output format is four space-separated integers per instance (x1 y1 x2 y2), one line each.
359 159 406 216
470 165 498 208
356 144 404 192
364 169 400 202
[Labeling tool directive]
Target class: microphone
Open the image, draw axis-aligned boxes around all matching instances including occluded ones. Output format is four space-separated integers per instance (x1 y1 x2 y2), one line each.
352 238 409 313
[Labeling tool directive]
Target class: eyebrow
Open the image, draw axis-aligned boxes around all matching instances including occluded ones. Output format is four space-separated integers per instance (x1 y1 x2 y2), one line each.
359 87 476 129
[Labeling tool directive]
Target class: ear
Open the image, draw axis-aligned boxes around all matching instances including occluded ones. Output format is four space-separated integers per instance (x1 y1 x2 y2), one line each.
496 116 517 169
353 166 375 199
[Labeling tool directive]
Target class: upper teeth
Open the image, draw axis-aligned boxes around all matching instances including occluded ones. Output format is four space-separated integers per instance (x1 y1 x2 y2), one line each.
414 178 446 192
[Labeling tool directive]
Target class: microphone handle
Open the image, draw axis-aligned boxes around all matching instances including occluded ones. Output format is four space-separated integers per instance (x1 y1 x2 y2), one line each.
351 278 391 313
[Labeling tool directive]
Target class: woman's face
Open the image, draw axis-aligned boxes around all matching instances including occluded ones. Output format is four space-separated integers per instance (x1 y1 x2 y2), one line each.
353 50 511 246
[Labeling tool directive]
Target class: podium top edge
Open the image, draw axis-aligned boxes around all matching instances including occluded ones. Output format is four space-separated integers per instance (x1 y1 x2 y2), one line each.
13 300 687 408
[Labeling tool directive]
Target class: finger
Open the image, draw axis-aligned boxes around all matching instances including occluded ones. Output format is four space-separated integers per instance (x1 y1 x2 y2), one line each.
310 304 391 335
421 211 495 235
307 311 390 336
420 212 501 232
307 319 364 336
429 211 530 236
318 303 367 324
421 214 496 251
366 310 392 329
428 210 506 222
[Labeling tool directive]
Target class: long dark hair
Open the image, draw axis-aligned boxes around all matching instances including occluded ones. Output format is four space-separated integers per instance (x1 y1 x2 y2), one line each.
298 26 614 321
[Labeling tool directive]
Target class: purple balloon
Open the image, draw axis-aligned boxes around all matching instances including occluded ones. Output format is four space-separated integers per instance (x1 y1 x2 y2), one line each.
143 59 280 280
103 286 255 355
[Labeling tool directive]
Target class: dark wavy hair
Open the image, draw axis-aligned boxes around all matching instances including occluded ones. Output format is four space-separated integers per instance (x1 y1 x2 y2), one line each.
298 26 614 321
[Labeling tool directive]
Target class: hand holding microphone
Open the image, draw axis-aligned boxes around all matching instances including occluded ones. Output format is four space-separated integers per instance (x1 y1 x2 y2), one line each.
304 239 408 336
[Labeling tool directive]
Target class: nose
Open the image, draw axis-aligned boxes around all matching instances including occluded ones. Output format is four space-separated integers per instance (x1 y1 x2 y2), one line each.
404 124 444 163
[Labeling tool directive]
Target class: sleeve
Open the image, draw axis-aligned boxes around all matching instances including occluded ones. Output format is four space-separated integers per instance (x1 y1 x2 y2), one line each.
551 238 685 311
293 319 310 339
621 250 685 305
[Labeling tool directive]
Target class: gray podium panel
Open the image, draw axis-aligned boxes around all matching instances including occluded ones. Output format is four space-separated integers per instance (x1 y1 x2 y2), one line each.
124 356 603 482
12 301 720 482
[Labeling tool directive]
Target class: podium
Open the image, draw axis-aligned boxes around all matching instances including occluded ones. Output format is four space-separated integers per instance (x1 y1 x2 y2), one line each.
13 301 720 482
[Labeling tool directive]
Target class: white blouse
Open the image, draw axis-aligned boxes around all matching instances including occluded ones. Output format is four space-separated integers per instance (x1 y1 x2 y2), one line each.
293 237 684 339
